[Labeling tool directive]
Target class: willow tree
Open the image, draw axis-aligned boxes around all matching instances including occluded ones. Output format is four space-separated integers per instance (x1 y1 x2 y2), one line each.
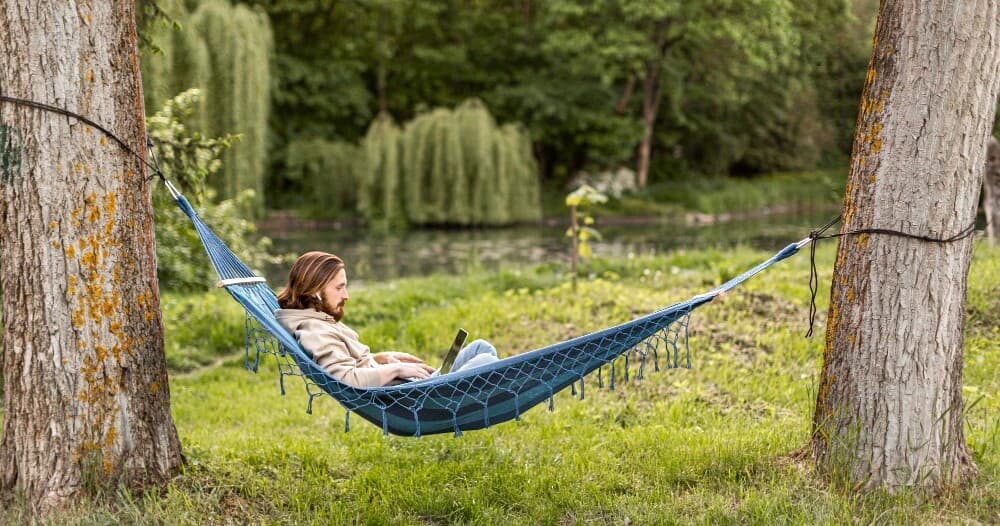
140 0 272 216
138 0 181 111
397 102 540 225
412 109 466 224
358 114 403 225
812 0 1000 491
140 0 210 129
436 110 470 224
401 109 444 224
501 123 542 224
188 0 272 216
1 0 182 511
456 100 498 222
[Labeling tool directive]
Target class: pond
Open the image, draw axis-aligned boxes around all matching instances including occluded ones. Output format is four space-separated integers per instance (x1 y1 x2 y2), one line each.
258 208 842 285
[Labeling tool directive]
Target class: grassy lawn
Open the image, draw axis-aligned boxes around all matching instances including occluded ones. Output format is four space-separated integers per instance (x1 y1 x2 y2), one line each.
3 241 998 524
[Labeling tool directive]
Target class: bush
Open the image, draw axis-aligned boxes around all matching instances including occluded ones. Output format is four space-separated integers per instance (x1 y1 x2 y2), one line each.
284 138 360 219
149 89 281 292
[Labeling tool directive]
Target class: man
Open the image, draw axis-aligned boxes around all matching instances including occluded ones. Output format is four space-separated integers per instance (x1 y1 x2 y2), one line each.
275 251 498 387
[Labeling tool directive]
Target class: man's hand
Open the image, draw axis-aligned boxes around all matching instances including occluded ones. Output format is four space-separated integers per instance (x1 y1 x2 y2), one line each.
373 351 425 365
375 362 436 385
373 353 435 384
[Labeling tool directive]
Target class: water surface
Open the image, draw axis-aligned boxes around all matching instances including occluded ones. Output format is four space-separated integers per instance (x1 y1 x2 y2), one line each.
259 209 840 285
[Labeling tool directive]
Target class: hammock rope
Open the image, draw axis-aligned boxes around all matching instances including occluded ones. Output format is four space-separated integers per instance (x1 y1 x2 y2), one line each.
0 95 980 436
169 180 809 436
0 95 815 435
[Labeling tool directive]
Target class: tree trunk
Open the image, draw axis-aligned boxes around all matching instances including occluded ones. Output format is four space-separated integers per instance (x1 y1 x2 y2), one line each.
635 21 676 190
615 75 635 114
985 137 1000 241
636 66 660 189
812 0 1000 491
0 0 182 512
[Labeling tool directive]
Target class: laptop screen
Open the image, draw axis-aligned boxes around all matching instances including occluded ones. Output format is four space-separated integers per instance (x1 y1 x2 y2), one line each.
439 328 468 373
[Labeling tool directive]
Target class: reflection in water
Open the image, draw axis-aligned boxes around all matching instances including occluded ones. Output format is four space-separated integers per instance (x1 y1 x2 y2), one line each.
260 210 839 284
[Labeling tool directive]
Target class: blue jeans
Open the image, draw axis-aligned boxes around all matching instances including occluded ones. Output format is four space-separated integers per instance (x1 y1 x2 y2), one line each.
432 339 499 376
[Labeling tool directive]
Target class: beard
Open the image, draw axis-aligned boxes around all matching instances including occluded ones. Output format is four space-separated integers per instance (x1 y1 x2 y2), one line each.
321 299 346 321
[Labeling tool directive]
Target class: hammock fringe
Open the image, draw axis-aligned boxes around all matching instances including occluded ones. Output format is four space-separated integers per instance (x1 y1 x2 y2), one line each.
170 184 803 436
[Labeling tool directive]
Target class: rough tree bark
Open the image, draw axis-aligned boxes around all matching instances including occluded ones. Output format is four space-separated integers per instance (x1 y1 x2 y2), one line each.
985 137 1000 241
812 0 1000 491
0 0 183 511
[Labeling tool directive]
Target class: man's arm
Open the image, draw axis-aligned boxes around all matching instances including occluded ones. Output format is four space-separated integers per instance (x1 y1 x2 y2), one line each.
372 352 425 365
373 362 435 384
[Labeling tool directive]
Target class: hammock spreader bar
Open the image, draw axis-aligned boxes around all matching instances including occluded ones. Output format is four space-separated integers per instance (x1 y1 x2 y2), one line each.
169 183 808 436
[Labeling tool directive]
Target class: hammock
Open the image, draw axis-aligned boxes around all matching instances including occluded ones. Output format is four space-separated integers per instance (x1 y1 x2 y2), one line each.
166 182 810 437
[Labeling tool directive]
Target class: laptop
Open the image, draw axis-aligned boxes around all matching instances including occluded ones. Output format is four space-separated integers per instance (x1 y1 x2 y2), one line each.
438 328 469 374
404 328 468 382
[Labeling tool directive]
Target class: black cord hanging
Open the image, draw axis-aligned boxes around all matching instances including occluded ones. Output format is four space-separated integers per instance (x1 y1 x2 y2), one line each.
802 214 977 338
0 94 165 182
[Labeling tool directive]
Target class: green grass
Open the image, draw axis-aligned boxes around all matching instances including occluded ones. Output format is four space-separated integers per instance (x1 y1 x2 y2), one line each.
159 292 248 373
3 241 998 525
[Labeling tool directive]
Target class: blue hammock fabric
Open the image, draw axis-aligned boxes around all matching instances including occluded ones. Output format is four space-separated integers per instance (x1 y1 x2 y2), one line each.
170 185 807 437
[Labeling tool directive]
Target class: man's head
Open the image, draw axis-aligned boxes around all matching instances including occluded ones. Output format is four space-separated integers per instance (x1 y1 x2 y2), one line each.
277 251 350 321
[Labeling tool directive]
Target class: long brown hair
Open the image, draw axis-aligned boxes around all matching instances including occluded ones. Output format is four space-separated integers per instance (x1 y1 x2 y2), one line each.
277 251 345 310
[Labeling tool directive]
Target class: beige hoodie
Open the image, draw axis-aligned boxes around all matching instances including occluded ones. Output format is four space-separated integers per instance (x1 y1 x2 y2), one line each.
274 308 382 387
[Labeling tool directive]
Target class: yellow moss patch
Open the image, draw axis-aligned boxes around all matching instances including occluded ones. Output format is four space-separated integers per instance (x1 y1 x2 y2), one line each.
62 187 141 468
71 308 85 328
856 233 869 249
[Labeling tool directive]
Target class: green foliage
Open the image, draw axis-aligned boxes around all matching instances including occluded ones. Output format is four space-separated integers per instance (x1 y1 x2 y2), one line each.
135 0 181 54
456 101 499 221
197 97 542 228
140 0 273 217
283 139 359 219
248 0 870 199
188 0 272 216
144 0 874 212
565 184 607 260
653 170 846 215
542 0 807 180
566 184 608 290
547 169 846 219
395 100 541 225
147 89 237 194
499 122 544 223
357 114 404 225
149 90 280 292
401 108 447 224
